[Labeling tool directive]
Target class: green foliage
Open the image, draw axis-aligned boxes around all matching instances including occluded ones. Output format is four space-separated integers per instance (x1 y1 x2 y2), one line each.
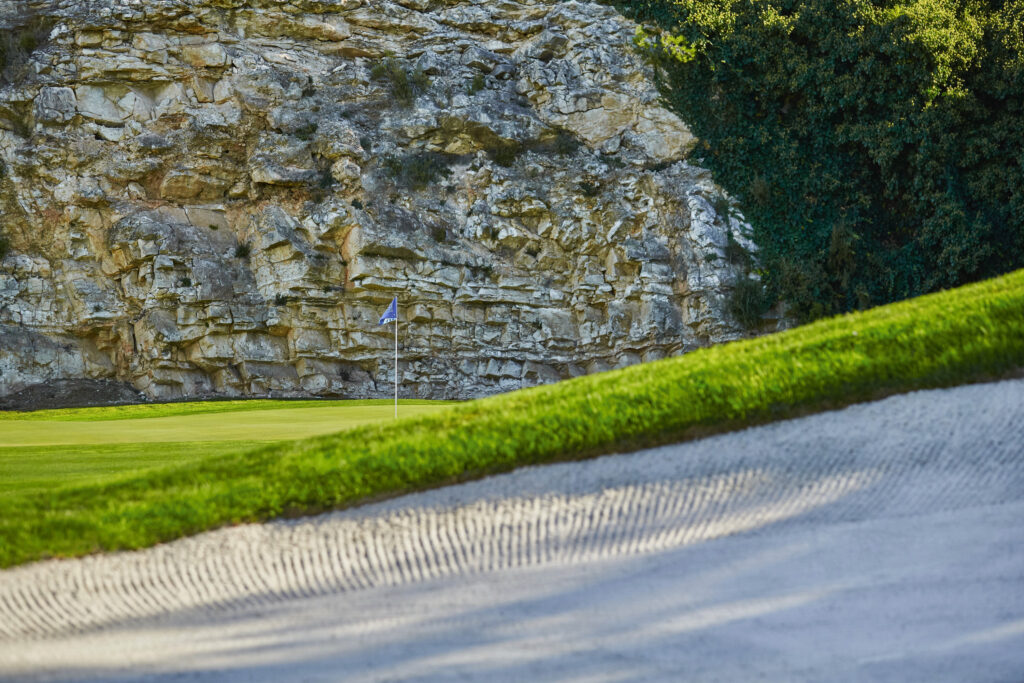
383 151 454 190
467 73 486 95
710 193 732 222
578 180 602 197
601 153 626 169
3 268 1024 567
488 141 523 166
0 233 9 260
370 57 431 106
0 442 266 497
351 198 363 210
605 0 1024 321
410 69 430 93
476 128 585 168
728 276 771 329
234 243 251 259
724 231 750 269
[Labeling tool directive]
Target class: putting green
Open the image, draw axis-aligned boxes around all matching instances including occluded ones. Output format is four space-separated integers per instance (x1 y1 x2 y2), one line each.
0 400 454 495
0 402 452 446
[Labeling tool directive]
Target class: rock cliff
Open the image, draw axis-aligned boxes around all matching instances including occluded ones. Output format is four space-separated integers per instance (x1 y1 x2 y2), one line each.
0 0 767 403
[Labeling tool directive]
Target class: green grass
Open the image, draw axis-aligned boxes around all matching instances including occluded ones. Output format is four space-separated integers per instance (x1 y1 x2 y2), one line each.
0 401 453 495
0 402 453 446
0 398 445 422
2 269 1024 567
0 442 266 496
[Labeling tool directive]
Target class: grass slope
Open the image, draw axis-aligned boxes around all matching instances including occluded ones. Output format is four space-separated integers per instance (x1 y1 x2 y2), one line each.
2 269 1023 567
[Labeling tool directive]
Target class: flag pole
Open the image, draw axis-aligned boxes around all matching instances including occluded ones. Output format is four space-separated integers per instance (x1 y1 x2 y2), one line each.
394 301 398 419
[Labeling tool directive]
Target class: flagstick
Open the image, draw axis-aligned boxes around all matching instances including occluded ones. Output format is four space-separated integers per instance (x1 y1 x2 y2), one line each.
394 305 398 419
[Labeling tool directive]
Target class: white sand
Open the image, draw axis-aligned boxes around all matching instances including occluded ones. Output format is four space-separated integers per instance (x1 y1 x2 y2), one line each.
1 378 1022 682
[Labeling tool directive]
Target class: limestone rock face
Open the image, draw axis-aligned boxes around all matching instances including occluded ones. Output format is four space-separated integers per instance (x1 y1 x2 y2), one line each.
0 0 769 402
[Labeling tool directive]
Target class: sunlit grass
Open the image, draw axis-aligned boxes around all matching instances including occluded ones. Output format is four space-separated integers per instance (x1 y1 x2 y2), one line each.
0 401 453 496
0 442 267 496
0 398 447 422
2 269 1022 568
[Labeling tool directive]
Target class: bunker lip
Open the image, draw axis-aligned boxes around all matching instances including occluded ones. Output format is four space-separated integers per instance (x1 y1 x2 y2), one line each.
0 378 1021 682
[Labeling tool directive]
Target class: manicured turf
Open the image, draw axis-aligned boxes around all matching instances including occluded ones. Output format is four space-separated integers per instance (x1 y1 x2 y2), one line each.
0 401 453 496
0 442 266 496
2 269 1023 567
0 398 444 422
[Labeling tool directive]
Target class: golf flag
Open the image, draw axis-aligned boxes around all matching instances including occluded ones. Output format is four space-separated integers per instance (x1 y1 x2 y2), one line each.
378 297 397 325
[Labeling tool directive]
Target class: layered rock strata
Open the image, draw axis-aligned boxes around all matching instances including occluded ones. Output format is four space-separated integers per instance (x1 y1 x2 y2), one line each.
0 0 765 402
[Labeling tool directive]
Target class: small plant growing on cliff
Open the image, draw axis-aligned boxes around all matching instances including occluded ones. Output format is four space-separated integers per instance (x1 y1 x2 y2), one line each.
552 129 581 155
234 243 252 259
0 233 10 260
207 224 218 231
370 57 430 107
489 141 524 167
382 152 453 190
728 277 771 330
351 198 363 210
724 231 750 269
410 69 430 91
467 73 486 95
178 276 192 287
645 159 675 174
578 180 601 197
710 193 733 222
600 153 626 169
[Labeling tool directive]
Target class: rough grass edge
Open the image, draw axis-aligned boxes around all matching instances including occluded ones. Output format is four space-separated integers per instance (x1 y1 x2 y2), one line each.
2 269 1024 568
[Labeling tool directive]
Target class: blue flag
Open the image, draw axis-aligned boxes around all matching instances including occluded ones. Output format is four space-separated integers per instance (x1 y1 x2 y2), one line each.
378 297 397 325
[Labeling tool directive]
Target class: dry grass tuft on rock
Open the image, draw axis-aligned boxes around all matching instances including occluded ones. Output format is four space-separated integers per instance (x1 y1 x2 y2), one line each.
370 57 431 107
382 152 454 190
